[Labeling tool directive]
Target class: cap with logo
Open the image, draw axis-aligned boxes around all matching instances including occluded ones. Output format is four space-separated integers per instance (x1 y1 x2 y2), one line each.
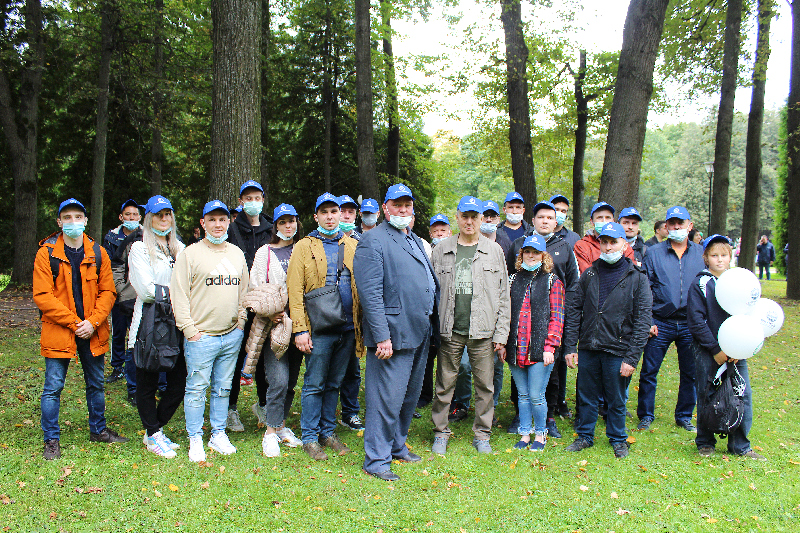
702 234 731 250
120 199 140 212
273 203 298 221
590 201 615 217
665 205 691 221
384 183 415 203
457 196 482 213
58 198 87 216
483 200 501 215
504 191 524 204
233 206 243 213
360 198 379 213
315 192 340 211
532 201 557 216
145 195 173 214
549 194 569 206
618 207 642 221
202 200 230 217
430 214 450 226
521 234 547 252
598 222 626 239
239 180 264 196
338 195 359 209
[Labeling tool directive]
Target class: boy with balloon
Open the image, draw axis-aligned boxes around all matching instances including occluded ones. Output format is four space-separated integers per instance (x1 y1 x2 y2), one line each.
687 234 784 460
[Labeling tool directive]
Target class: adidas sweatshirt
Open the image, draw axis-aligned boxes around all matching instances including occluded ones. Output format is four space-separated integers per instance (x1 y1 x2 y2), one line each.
171 240 249 339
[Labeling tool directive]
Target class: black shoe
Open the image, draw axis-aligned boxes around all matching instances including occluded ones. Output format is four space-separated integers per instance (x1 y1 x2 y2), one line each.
127 394 137 407
105 368 124 384
393 452 422 463
546 418 562 439
637 417 653 431
364 468 399 481
43 439 61 460
492 415 499 427
676 420 697 433
448 403 468 422
506 416 520 434
416 399 431 409
557 402 573 419
413 410 422 419
612 442 630 459
339 415 365 431
566 437 593 452
697 445 715 457
89 428 129 443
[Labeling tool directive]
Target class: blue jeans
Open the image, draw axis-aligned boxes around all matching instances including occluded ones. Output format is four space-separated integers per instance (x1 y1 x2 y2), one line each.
695 346 753 454
509 361 553 437
183 328 244 438
637 318 696 423
453 349 504 408
300 330 355 443
111 305 137 395
339 350 361 419
575 350 631 445
758 263 770 280
41 342 106 441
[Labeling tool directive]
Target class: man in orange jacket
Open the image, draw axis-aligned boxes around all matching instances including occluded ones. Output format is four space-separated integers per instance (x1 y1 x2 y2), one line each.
33 198 128 460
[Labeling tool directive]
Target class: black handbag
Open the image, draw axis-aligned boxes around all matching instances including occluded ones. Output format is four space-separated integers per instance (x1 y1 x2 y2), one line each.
303 242 346 335
134 284 181 372
698 362 746 437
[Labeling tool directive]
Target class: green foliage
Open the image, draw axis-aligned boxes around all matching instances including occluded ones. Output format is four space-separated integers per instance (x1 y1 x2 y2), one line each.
773 108 788 274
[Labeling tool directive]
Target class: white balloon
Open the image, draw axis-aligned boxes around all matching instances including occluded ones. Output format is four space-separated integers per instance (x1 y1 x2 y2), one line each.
715 267 762 315
748 298 785 337
718 315 765 360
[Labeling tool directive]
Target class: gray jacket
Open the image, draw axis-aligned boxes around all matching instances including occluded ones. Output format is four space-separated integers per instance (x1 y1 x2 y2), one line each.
431 235 510 344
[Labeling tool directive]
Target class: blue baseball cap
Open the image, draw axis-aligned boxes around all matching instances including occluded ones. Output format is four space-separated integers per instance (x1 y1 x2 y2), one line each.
457 196 482 213
233 206 243 213
202 200 230 217
384 183 415 203
549 194 569 205
338 195 359 209
703 234 731 250
315 192 340 211
145 195 173 214
483 200 501 215
618 207 642 221
521 234 547 252
532 201 557 216
120 199 140 212
58 198 87 216
590 201 615 217
430 214 450 226
360 198 379 213
273 203 298 221
239 180 264 196
666 205 691 220
504 191 524 204
598 222 626 239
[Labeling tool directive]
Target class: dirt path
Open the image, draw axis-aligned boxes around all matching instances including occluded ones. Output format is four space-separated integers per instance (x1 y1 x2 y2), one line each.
0 288 41 331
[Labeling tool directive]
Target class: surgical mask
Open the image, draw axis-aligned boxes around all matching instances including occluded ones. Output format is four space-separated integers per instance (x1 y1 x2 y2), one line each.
152 227 172 237
62 222 85 240
506 213 523 225
668 228 688 242
242 201 263 217
339 221 356 233
594 222 606 234
122 220 140 231
536 230 553 241
600 250 623 264
555 212 566 226
317 225 339 237
388 215 412 230
361 213 378 227
480 222 497 234
206 231 228 245
432 237 445 245
626 235 636 243
276 228 296 241
521 261 541 272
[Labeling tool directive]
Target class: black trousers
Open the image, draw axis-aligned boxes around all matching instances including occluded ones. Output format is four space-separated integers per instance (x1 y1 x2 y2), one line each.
136 352 186 436
229 312 266 408
418 339 439 406
257 343 304 420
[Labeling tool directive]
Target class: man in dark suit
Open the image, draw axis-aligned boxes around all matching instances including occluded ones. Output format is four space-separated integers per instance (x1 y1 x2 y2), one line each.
354 184 440 481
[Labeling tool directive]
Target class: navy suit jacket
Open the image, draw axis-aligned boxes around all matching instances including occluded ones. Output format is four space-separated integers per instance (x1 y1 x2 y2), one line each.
354 221 440 350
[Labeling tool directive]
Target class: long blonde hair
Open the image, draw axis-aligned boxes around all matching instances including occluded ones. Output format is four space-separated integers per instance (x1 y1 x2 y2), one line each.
142 211 181 262
515 249 554 273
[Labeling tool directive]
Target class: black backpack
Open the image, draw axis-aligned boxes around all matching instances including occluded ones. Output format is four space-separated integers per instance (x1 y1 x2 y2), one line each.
698 362 746 438
133 284 181 372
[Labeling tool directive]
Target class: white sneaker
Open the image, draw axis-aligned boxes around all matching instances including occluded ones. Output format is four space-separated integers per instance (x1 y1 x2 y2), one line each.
209 431 237 455
226 409 245 432
262 432 281 457
145 431 177 459
144 430 179 450
276 426 302 448
251 403 268 428
188 435 206 463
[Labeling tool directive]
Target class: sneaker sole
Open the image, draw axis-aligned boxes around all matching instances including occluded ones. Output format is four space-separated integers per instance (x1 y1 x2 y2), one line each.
208 442 237 455
147 445 177 459
338 420 364 431
279 438 302 448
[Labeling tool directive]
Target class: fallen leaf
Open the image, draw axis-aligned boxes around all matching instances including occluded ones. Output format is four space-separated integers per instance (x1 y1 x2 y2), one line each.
626 436 636 444
707 518 718 524
49 512 56 519
749 484 756 490
510 459 518 469
153 490 162 497
0 495 12 505
312 506 323 511
201 482 210 489
579 485 588 492
789 460 800 465
615 508 630 516
168 484 179 492
577 460 588 466
219 466 226 474
610 492 619 499
16 482 25 488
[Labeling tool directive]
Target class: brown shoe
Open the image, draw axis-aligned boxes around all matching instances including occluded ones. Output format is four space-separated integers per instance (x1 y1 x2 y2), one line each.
319 434 351 456
303 441 329 461
43 439 61 460
740 450 766 461
89 428 130 443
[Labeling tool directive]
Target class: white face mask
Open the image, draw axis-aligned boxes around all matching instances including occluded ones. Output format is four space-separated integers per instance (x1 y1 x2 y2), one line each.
242 201 263 217
506 213 523 225
600 250 623 264
480 222 497 234
668 229 688 242
277 228 296 241
389 215 412 230
361 213 378 227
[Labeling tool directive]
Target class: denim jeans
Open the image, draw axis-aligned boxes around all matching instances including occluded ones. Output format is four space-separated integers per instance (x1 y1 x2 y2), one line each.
339 351 361 419
509 361 553 437
183 328 244 438
574 350 631 445
261 346 290 428
637 318 696 423
694 346 753 454
41 342 106 442
453 348 504 408
758 263 770 280
300 330 355 443
111 305 137 395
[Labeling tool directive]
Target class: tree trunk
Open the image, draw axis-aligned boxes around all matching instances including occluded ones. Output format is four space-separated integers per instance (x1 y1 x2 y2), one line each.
90 2 115 241
740 0 774 274
710 0 744 235
598 0 670 209
787 0 800 299
381 0 400 179
260 0 270 205
354 0 379 200
210 0 261 206
0 0 44 287
500 0 536 219
572 50 588 232
322 2 332 191
151 0 164 196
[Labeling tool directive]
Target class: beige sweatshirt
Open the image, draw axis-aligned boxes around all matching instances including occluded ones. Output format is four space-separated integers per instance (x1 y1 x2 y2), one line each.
171 240 249 339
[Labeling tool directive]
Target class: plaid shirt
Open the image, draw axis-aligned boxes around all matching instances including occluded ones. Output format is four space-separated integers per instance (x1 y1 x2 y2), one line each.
516 276 565 367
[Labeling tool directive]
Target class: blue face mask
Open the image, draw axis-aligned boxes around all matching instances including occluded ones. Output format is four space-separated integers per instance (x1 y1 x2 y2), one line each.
521 261 542 272
480 222 497 234
594 222 606 234
432 237 445 245
62 222 85 240
242 201 263 217
339 221 356 233
555 212 566 226
317 225 339 237
600 250 623 264
361 213 378 227
122 220 140 231
206 231 228 245
152 227 172 237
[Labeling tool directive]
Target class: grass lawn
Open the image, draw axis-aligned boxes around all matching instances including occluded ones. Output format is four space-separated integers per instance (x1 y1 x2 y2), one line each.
0 280 798 532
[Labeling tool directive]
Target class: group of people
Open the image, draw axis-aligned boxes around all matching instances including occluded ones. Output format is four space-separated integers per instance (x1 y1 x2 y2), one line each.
32 181 764 483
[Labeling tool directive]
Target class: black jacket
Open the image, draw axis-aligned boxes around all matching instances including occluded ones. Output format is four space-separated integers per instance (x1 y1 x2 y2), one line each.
756 242 775 265
562 258 653 368
228 213 274 270
687 270 729 355
555 225 580 249
630 235 648 264
496 219 530 249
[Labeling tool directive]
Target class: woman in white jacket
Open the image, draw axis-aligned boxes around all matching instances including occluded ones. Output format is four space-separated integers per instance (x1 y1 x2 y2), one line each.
128 195 185 458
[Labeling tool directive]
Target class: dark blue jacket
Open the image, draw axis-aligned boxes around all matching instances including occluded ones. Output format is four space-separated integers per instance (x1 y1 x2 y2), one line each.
687 270 729 355
642 240 705 321
756 242 775 265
